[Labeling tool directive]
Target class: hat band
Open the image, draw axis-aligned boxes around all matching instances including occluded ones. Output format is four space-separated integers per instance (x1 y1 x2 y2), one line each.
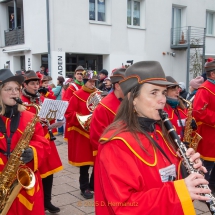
119 75 167 84
206 68 215 73
139 77 168 84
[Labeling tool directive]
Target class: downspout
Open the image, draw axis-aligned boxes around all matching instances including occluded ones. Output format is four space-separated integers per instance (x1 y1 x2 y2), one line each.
46 0 51 77
13 0 17 28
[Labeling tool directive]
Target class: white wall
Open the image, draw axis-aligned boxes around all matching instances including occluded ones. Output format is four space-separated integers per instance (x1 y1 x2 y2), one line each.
0 0 215 81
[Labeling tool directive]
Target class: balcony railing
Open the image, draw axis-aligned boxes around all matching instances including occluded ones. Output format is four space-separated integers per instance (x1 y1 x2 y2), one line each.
4 27 24 46
171 26 206 49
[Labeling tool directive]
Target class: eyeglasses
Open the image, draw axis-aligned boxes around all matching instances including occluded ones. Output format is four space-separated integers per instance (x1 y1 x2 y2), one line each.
3 87 21 93
167 85 179 90
76 73 83 76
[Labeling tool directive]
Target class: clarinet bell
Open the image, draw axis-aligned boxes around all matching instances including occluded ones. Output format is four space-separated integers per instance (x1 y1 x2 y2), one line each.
49 130 56 141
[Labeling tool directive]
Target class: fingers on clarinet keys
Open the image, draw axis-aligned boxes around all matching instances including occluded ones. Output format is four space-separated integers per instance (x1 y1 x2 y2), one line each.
20 148 34 164
185 173 211 201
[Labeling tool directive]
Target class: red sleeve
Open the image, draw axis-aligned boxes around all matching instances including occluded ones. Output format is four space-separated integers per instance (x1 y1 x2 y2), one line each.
63 86 75 101
193 88 215 125
65 95 79 128
28 121 51 171
96 141 195 215
90 105 113 154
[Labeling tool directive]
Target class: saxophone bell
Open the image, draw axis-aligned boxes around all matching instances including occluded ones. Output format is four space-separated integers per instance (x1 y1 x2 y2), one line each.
17 166 36 190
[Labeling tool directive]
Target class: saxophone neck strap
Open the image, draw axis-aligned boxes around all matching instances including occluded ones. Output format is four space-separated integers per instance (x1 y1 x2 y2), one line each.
0 112 20 158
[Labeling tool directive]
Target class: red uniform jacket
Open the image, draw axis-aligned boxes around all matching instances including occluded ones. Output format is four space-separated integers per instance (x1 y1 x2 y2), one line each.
193 80 215 161
21 93 63 178
164 104 187 139
0 111 50 215
90 91 120 155
95 125 195 215
62 83 82 101
40 90 57 134
63 83 82 140
65 87 94 166
40 90 56 100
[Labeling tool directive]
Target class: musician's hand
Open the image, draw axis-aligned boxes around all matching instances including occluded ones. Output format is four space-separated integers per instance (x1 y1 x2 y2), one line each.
186 148 207 173
20 148 34 163
38 87 48 94
184 173 211 201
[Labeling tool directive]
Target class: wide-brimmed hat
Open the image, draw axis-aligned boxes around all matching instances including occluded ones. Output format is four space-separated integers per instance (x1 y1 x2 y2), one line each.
0 69 24 86
82 70 98 80
24 70 40 82
75 65 85 72
119 61 174 96
110 68 126 84
166 76 179 88
205 60 215 73
41 75 49 82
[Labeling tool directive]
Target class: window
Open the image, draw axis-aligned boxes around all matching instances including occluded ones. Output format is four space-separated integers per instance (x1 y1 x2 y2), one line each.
206 11 214 35
89 0 106 22
127 0 140 26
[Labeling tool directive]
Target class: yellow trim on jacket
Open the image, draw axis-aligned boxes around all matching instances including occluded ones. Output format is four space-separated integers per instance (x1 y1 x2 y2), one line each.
155 130 177 157
0 158 4 165
200 155 215 162
197 121 215 128
100 102 116 115
200 86 215 96
73 93 87 103
40 166 63 178
100 137 157 166
174 179 196 215
69 161 94 166
26 187 35 197
17 194 34 211
30 146 38 172
93 150 98 156
68 126 89 139
45 132 50 139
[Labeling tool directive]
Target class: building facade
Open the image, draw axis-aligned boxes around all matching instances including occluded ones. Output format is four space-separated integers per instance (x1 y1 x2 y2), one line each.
0 0 215 86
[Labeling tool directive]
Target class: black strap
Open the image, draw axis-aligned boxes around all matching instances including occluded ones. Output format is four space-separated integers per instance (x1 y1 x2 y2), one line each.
0 112 20 158
145 132 172 165
56 86 62 98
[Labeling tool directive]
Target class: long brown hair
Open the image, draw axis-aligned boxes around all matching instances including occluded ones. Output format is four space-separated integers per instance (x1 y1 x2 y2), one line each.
101 83 177 153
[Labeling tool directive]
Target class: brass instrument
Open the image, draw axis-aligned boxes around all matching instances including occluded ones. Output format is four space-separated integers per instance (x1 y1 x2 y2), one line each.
0 98 38 215
76 90 103 132
179 96 202 151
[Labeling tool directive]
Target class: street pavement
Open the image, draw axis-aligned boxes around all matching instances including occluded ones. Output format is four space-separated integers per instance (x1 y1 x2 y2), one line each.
46 135 212 215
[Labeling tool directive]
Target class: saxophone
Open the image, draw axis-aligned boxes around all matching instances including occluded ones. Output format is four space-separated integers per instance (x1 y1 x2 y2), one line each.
179 96 202 151
0 98 39 215
159 109 215 215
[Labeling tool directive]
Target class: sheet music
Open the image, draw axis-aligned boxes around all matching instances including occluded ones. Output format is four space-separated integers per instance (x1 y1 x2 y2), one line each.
38 99 69 120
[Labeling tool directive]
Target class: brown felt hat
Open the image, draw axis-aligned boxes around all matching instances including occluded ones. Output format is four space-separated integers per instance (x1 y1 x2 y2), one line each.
166 76 179 88
205 60 215 73
119 61 174 96
0 69 24 86
75 65 84 72
110 68 126 84
24 70 40 82
41 76 49 82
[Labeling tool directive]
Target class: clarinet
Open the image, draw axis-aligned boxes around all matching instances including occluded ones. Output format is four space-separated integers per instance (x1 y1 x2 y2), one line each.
158 109 215 215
